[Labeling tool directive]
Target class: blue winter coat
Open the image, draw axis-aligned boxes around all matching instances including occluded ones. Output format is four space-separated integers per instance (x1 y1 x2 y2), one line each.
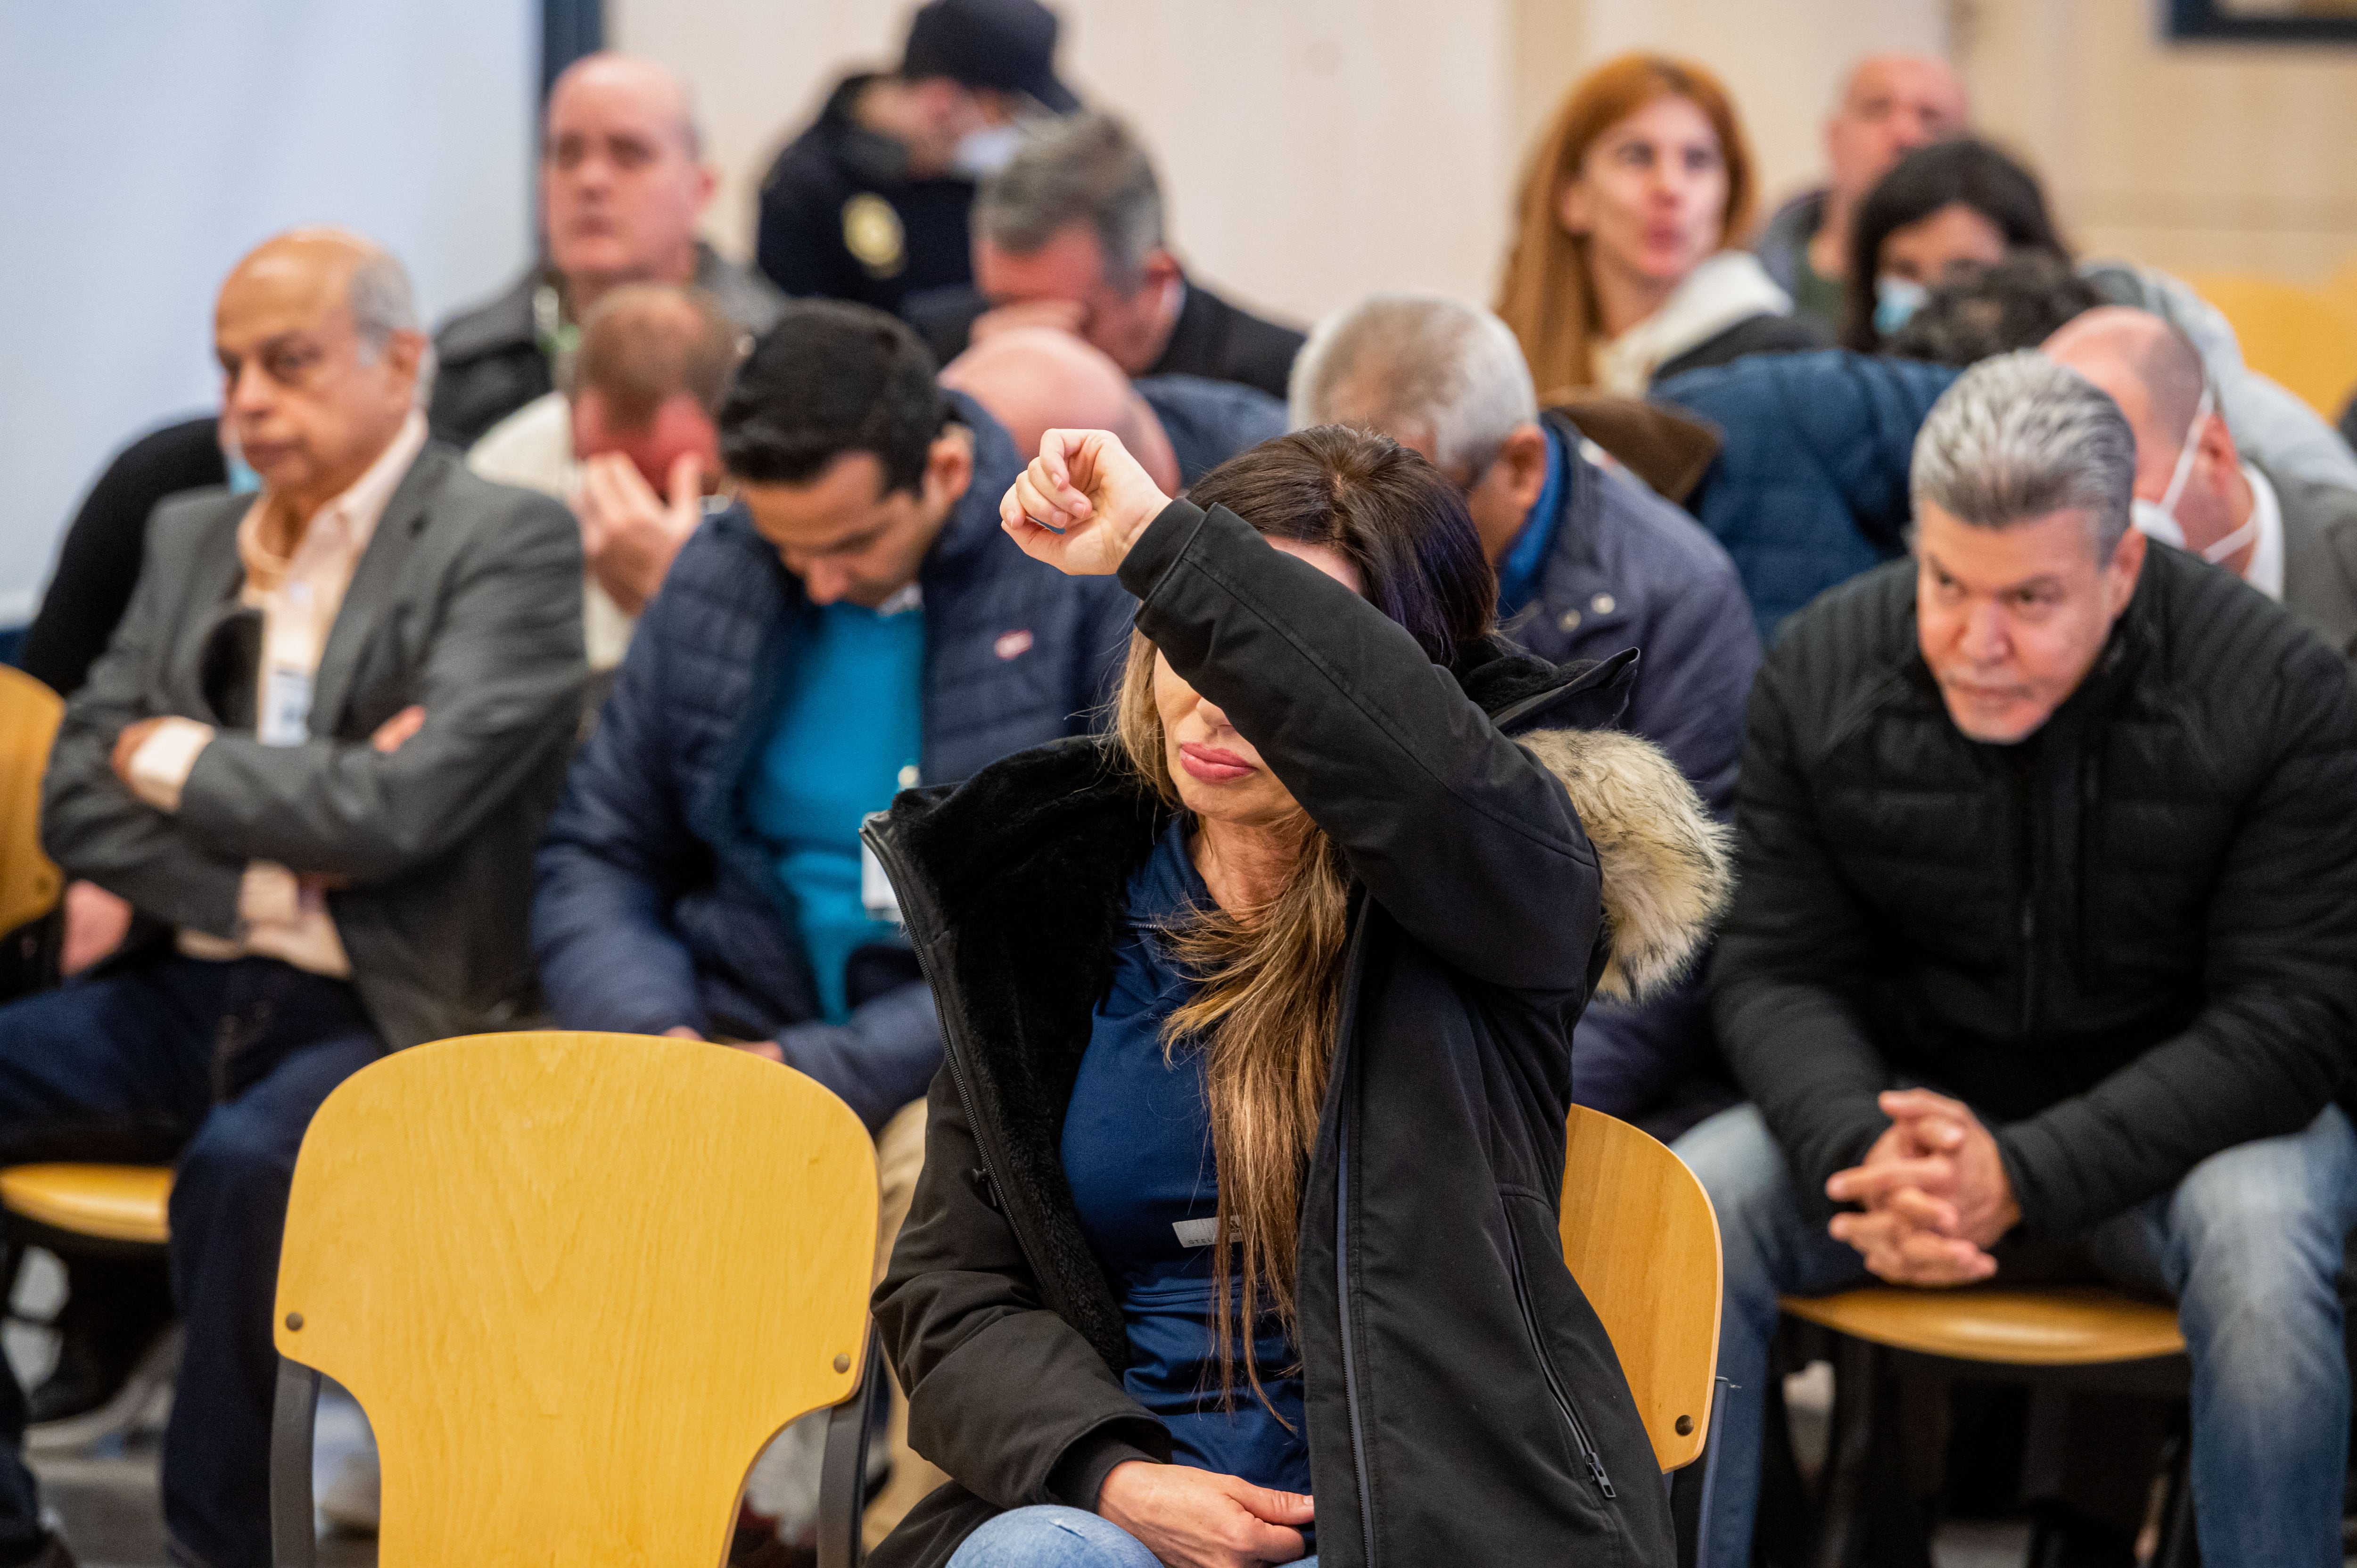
1513 413 1762 1136
530 394 1133 1127
1654 349 1957 643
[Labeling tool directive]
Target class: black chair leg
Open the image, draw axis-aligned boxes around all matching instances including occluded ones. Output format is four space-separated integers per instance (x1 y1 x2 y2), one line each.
270 1358 320 1568
1814 1337 1933 1568
817 1334 884 1568
2149 1433 2199 1568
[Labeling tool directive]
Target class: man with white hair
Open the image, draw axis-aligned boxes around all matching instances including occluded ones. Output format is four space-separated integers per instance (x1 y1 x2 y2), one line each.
1682 352 2357 1568
15 230 583 1568
430 52 783 446
1293 294 1759 1135
1755 53 1971 334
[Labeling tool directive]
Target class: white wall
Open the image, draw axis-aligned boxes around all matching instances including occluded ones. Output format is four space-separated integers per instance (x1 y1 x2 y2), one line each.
0 0 539 623
616 0 1949 335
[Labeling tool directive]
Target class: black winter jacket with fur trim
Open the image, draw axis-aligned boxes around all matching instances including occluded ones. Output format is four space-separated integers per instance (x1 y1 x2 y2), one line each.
863 499 1731 1568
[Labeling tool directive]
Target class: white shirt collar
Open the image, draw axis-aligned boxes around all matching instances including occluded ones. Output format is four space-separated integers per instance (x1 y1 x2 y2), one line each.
2240 461 2284 602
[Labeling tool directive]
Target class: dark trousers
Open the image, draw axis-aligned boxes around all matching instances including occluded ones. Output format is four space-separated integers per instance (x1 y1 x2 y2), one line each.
0 952 383 1568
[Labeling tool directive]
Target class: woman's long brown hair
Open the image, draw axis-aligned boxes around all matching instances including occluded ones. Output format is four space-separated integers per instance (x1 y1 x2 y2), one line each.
1114 426 1494 1413
1494 53 1757 401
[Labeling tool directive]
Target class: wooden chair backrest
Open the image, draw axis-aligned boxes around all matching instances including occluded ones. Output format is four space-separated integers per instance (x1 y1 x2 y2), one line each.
274 1031 878 1567
0 669 64 936
2183 271 2357 418
1558 1103 1723 1471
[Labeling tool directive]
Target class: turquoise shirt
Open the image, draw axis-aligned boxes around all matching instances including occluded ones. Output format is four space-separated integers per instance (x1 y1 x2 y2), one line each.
746 600 925 1023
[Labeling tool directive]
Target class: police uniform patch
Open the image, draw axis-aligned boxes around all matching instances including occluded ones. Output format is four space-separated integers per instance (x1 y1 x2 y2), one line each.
843 193 907 279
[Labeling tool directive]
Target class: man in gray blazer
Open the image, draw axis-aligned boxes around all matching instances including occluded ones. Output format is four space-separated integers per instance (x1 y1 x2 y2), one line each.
15 230 581 1568
2049 307 2357 663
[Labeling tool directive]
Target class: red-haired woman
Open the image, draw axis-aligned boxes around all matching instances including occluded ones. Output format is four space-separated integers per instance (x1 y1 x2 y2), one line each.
1498 54 1824 399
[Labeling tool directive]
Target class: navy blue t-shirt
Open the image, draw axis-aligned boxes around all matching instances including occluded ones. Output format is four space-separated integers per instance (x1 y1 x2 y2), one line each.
1059 819 1311 1496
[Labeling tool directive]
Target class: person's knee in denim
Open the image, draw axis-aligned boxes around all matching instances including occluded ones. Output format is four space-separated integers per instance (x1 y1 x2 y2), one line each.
946 1505 1169 1568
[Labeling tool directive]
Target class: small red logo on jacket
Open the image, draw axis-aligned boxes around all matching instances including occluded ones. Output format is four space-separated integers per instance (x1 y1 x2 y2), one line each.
994 630 1034 661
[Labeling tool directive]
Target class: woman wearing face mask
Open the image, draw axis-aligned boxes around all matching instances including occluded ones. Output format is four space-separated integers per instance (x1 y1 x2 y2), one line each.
1840 136 2066 353
863 426 1727 1568
1499 54 1827 400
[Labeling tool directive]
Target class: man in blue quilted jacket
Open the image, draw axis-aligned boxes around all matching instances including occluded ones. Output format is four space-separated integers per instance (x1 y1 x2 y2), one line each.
532 300 1131 1130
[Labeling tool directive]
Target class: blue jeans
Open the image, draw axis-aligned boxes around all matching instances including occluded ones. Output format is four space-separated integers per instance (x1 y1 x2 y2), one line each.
948 1504 1319 1568
1674 1101 2357 1568
0 952 383 1568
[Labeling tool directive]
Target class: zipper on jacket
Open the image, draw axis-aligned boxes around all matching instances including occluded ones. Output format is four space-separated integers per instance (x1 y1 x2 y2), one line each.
2012 754 2040 1041
1501 1206 1616 1500
1335 1090 1380 1567
1329 921 1378 1568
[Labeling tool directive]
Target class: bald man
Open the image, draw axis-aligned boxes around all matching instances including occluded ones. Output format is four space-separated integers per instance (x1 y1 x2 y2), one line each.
1755 53 1970 333
24 230 583 1568
2048 306 2357 662
941 327 1181 489
431 52 783 446
940 328 1286 490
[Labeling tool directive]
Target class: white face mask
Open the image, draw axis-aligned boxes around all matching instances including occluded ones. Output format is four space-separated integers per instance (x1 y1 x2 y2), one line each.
2129 383 2252 565
952 123 1024 177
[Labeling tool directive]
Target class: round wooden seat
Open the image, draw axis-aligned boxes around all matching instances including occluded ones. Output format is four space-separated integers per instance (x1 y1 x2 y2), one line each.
1781 1284 2184 1366
0 1164 173 1247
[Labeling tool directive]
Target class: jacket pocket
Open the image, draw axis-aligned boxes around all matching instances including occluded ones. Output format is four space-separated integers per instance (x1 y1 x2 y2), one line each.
1500 1193 1618 1502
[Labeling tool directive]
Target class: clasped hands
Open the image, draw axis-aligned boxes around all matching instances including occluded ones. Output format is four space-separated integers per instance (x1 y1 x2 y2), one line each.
1824 1089 2021 1287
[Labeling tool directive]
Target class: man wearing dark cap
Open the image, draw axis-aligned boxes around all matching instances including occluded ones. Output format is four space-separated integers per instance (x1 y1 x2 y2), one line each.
756 0 1076 317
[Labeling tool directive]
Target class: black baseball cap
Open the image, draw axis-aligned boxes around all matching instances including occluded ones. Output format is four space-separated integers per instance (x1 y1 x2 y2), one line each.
901 0 1078 113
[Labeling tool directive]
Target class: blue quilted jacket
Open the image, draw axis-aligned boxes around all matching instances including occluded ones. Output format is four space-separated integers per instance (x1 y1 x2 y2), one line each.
531 394 1133 1127
1655 350 1958 643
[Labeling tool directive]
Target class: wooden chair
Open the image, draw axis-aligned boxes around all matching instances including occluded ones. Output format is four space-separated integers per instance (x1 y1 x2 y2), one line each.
1782 1285 2191 1568
2181 271 2357 419
1558 1103 1724 1471
0 668 180 1445
269 1030 880 1567
0 666 64 941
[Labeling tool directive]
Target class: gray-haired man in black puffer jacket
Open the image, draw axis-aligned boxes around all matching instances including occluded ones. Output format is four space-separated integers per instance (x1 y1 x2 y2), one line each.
1681 352 2357 1568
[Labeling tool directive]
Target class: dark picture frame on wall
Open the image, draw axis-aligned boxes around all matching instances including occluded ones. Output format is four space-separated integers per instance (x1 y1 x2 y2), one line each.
2169 0 2357 42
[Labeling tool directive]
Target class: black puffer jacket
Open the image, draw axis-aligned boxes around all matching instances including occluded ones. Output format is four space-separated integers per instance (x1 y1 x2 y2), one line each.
1712 545 2357 1237
864 500 1730 1568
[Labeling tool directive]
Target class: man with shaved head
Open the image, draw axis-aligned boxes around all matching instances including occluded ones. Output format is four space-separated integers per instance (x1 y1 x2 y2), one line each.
1756 52 1971 334
940 328 1287 492
16 230 583 1567
941 327 1181 489
431 52 782 446
2046 305 2357 661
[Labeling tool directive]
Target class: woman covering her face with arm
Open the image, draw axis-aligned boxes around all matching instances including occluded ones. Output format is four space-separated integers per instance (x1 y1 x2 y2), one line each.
863 425 1730 1568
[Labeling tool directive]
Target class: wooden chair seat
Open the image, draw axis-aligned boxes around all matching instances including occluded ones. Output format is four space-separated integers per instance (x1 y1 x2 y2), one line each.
0 1164 173 1247
1781 1284 2184 1367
